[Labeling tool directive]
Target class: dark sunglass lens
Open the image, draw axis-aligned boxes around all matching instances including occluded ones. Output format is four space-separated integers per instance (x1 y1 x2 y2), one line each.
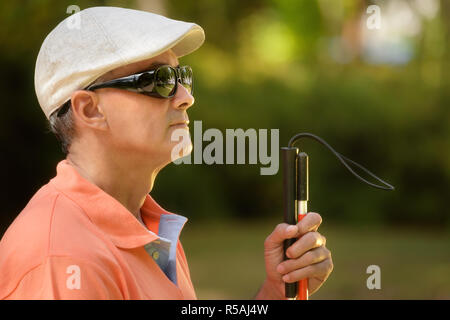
179 66 193 94
136 72 154 91
155 66 176 97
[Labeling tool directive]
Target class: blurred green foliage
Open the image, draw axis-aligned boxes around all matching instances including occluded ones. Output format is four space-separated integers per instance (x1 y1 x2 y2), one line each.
159 0 450 230
0 0 449 237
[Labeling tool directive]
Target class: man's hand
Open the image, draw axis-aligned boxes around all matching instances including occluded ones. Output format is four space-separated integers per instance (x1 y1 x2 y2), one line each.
255 212 333 300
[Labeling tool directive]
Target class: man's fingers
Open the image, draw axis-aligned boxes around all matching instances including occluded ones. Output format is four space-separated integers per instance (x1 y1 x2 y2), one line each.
277 247 331 274
295 212 322 236
285 231 326 259
264 223 298 250
264 212 322 251
281 258 332 283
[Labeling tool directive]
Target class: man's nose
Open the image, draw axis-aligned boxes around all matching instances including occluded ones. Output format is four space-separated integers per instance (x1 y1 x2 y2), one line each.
173 82 194 110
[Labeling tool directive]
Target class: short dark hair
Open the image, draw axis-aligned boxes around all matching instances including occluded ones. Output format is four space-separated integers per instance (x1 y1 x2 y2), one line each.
48 101 76 155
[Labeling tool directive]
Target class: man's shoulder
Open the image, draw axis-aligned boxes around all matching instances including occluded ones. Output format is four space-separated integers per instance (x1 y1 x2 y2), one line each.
0 183 119 297
0 183 60 258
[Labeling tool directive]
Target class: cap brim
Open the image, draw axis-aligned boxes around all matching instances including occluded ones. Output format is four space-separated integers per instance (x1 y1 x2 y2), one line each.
170 24 205 58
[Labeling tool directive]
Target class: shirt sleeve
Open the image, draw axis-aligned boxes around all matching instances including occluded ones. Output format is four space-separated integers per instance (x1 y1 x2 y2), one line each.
5 255 124 300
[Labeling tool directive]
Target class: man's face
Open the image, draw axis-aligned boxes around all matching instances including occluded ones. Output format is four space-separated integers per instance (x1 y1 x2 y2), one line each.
92 49 194 165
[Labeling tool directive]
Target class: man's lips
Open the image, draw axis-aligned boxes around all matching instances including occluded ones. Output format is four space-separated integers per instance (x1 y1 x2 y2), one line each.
169 120 190 127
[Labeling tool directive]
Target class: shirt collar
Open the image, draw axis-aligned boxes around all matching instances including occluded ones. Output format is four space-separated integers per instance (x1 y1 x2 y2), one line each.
49 159 185 249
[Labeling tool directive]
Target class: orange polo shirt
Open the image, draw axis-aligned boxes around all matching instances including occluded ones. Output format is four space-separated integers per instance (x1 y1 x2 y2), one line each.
0 160 197 300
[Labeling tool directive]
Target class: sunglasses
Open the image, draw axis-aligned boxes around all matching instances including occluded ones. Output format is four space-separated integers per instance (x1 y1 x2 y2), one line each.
55 65 193 117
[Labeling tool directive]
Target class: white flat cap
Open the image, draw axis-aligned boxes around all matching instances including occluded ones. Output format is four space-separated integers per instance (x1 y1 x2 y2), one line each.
35 6 205 119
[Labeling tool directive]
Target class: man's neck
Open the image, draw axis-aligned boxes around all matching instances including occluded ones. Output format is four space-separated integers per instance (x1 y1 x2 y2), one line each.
66 150 161 219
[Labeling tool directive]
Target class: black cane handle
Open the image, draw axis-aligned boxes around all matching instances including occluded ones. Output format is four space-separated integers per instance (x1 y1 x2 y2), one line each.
281 147 298 299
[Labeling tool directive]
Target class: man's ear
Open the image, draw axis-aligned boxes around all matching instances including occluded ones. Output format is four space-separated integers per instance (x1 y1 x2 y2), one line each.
70 90 108 130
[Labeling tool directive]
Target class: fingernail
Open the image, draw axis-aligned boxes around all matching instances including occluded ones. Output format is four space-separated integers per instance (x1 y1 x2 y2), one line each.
282 275 289 282
277 265 284 273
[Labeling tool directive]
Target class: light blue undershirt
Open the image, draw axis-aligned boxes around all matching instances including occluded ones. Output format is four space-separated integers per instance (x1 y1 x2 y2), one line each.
138 211 187 285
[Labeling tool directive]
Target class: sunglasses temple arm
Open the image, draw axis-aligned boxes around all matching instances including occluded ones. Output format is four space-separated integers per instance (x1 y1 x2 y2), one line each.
86 75 138 91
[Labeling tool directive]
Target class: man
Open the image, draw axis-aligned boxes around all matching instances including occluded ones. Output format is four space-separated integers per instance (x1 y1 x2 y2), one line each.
0 6 332 299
